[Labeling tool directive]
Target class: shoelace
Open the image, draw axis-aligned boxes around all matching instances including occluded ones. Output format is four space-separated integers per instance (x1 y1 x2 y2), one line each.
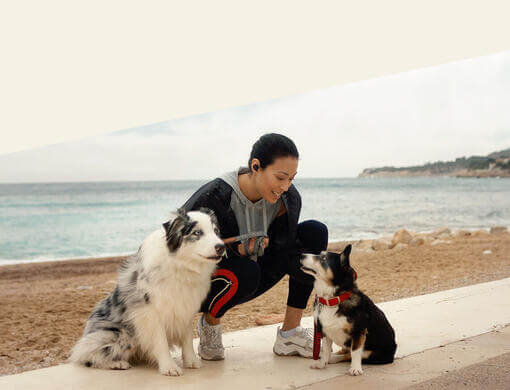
296 327 314 348
296 327 313 338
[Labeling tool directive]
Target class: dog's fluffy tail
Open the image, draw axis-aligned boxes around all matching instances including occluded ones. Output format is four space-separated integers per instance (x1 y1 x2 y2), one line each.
69 330 132 369
69 331 112 366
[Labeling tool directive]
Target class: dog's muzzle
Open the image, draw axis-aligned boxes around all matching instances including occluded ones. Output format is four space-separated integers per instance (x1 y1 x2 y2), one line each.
215 243 225 256
206 243 226 261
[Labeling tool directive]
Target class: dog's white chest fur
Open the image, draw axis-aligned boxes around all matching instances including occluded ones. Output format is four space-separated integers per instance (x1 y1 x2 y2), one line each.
145 266 213 341
134 228 216 344
316 305 351 347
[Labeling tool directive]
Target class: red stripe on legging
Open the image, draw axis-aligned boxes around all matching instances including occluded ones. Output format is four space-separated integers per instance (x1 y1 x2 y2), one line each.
210 269 239 318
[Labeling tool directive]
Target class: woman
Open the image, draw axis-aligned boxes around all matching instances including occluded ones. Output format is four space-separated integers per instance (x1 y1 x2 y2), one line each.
182 133 328 360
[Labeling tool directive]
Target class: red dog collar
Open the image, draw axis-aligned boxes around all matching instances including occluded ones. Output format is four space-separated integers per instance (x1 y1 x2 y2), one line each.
318 292 352 306
316 270 357 306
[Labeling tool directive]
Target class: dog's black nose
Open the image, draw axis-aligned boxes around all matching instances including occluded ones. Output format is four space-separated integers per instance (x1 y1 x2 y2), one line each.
215 243 226 256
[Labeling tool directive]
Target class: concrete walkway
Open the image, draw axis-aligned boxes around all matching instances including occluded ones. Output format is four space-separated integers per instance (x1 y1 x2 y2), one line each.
2 278 510 390
304 324 510 389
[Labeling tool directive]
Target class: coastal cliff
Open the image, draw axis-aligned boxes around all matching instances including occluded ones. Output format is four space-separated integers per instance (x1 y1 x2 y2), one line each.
359 148 510 178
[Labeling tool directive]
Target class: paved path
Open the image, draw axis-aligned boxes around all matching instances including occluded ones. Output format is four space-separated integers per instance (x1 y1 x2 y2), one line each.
408 350 510 390
303 324 510 389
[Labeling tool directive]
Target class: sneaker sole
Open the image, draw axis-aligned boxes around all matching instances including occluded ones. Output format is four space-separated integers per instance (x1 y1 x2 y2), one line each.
198 353 225 361
273 345 312 358
198 347 225 361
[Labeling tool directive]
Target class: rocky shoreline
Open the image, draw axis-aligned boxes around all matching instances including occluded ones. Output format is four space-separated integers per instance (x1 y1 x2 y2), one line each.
328 226 509 252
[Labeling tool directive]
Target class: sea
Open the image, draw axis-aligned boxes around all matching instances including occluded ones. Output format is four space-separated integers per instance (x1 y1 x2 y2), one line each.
1 177 509 265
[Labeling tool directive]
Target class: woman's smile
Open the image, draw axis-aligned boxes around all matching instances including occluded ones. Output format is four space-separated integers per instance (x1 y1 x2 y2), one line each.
271 190 283 199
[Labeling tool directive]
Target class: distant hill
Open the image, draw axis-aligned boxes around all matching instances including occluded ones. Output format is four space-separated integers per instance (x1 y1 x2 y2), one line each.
488 148 510 159
359 148 510 178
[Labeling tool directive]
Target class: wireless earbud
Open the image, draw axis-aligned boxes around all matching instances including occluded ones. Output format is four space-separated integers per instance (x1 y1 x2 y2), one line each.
253 164 259 171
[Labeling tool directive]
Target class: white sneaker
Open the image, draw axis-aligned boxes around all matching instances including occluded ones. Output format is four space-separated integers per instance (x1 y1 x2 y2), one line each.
273 326 313 358
197 316 225 361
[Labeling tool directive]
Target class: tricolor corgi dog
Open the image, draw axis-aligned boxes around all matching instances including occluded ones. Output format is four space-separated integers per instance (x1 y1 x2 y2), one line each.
300 244 396 375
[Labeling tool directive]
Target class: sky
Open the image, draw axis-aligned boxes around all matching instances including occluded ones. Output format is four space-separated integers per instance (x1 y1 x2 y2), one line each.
0 51 509 182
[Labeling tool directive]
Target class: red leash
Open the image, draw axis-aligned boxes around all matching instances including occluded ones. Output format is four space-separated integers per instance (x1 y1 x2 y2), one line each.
313 319 322 360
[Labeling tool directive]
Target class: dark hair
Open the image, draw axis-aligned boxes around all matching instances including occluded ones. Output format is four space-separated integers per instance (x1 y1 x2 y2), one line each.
248 133 299 171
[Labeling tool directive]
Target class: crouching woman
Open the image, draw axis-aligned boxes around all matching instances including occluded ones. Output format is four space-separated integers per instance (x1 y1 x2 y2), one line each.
182 133 328 360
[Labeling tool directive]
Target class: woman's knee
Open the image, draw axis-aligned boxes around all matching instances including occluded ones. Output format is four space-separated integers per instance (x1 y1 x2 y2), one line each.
218 258 261 299
203 259 261 317
297 220 328 254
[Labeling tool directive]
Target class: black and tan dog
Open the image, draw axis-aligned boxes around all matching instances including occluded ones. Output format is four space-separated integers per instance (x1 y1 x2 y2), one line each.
300 244 396 375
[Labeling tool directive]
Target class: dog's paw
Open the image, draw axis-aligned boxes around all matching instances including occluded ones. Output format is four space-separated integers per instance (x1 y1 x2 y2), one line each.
310 360 327 369
159 362 183 376
183 355 202 369
108 360 131 370
348 366 363 376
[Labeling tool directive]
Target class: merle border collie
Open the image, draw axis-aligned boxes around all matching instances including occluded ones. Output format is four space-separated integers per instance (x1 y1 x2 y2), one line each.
301 244 396 375
69 208 225 376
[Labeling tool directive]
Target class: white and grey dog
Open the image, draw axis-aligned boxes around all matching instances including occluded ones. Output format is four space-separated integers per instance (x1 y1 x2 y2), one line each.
69 208 225 376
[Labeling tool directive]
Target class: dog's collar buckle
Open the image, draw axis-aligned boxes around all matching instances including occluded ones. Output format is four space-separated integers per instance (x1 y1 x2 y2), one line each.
317 292 351 306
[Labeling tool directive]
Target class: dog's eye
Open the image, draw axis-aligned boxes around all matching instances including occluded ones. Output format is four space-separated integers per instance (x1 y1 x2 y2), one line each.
214 227 220 235
193 230 203 237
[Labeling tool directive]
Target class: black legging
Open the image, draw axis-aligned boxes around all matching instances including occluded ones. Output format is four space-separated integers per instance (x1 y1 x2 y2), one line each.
200 220 328 318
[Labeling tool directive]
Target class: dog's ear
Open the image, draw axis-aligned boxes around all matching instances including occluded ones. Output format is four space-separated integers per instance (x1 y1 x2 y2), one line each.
163 208 189 252
340 244 352 266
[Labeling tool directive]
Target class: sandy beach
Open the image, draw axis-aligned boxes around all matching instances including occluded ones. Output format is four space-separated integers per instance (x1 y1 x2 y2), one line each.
0 228 509 376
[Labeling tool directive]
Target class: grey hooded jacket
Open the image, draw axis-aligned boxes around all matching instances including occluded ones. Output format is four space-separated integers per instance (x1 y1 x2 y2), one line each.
182 167 302 260
218 167 282 259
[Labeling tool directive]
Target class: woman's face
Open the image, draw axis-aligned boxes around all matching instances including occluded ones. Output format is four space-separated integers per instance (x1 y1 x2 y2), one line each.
255 156 298 204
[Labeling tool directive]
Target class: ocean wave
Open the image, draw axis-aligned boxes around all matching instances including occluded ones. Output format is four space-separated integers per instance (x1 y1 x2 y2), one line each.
0 201 142 208
0 252 133 266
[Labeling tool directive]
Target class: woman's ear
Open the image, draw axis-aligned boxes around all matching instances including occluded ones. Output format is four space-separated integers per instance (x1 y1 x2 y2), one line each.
251 158 261 173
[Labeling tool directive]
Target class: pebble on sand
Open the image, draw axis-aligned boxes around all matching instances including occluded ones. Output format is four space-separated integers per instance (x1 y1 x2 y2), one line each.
392 229 413 246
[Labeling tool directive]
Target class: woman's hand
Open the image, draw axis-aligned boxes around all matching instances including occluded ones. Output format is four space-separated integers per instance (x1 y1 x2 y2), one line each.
237 237 269 257
222 236 269 257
